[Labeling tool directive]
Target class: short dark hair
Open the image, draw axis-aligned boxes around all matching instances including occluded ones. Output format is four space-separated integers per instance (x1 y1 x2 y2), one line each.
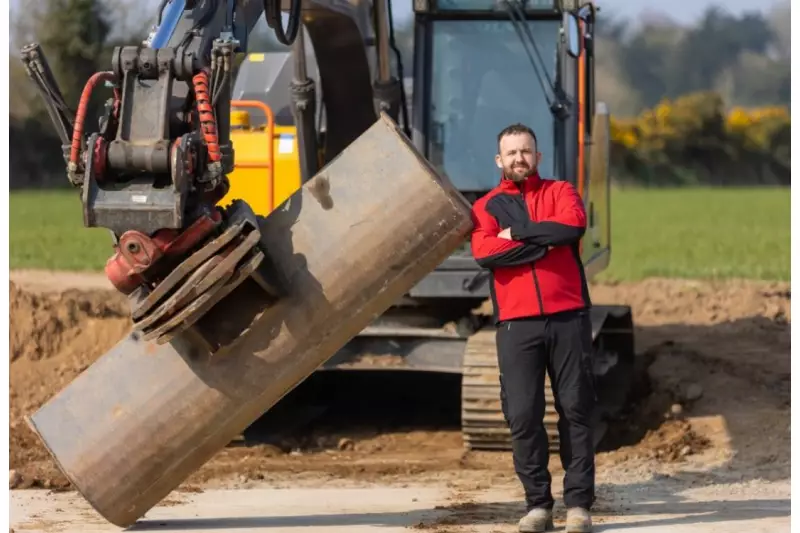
497 123 537 152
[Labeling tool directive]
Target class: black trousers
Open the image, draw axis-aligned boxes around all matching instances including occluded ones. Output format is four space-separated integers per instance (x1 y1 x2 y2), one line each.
496 309 596 511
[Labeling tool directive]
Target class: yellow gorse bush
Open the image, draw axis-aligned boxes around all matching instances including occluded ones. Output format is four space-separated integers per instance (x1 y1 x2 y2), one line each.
725 105 790 152
607 91 790 186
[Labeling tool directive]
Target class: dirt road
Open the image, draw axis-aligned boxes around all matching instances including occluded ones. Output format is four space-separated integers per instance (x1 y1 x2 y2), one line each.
8 270 791 531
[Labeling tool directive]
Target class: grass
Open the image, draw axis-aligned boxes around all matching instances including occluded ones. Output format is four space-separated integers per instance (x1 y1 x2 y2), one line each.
598 186 790 282
9 186 791 281
10 189 115 272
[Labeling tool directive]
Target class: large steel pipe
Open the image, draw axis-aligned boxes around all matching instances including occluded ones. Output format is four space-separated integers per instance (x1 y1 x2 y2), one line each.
26 114 473 527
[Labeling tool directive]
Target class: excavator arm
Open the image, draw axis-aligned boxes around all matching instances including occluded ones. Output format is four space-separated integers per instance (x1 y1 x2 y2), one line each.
22 0 287 216
19 0 404 298
17 0 391 346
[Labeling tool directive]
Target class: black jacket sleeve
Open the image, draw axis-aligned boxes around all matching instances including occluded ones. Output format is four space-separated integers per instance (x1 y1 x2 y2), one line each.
470 202 548 269
509 181 587 246
474 241 548 269
510 220 585 246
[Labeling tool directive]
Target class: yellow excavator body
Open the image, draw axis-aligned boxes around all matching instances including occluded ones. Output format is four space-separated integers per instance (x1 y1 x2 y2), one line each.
219 100 302 217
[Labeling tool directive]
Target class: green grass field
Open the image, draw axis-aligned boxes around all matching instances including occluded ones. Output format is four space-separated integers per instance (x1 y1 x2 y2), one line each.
9 187 790 281
598 186 790 281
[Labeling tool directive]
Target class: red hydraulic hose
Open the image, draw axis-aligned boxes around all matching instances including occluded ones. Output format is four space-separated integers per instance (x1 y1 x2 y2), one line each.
70 71 116 167
192 69 221 163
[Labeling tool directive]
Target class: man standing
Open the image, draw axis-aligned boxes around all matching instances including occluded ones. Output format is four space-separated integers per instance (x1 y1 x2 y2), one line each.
469 123 595 533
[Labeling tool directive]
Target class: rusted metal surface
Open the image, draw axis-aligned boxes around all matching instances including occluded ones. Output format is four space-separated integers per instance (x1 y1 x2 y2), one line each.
154 251 267 348
131 202 266 340
128 204 260 321
26 113 473 528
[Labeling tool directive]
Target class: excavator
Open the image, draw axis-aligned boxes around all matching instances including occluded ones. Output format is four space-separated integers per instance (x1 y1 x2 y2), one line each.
19 0 634 526
221 0 636 451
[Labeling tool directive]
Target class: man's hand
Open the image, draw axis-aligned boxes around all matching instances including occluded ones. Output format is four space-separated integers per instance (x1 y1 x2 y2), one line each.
498 228 512 240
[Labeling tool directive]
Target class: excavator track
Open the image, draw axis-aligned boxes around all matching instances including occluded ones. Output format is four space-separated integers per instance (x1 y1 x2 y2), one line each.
461 328 560 452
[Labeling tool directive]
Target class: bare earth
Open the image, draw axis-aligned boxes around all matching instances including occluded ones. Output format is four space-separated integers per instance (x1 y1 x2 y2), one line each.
8 269 791 531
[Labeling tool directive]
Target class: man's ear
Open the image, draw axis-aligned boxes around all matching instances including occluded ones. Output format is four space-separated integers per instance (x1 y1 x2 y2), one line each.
495 154 503 169
536 152 542 165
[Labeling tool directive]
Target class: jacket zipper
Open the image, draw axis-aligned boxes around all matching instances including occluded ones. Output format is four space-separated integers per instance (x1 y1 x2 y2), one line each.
520 183 545 315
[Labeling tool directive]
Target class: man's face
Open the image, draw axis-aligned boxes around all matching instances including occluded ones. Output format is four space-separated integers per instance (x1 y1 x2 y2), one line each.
495 132 541 182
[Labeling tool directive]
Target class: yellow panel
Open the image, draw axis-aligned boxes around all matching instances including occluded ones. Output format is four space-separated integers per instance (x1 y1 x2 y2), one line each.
230 110 250 128
219 124 302 218
272 126 302 207
220 128 274 216
223 166 272 215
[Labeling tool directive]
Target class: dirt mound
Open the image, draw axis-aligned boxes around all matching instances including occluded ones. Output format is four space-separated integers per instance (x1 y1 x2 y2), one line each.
10 282 129 363
593 278 790 482
603 415 711 465
9 282 131 488
7 273 791 492
590 278 790 325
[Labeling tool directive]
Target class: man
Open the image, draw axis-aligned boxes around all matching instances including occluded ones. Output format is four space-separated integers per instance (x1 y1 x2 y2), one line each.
469 123 595 533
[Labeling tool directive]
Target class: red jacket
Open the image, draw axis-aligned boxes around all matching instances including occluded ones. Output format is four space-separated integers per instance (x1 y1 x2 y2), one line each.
470 172 591 322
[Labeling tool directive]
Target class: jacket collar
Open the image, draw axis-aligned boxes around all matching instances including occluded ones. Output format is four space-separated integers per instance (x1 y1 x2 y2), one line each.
499 170 542 193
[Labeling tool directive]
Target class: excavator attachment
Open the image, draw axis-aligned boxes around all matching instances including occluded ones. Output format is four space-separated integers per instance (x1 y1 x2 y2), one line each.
25 113 474 528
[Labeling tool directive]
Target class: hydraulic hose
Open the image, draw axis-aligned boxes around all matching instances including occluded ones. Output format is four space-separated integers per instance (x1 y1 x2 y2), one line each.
192 69 221 163
70 71 116 167
265 0 302 45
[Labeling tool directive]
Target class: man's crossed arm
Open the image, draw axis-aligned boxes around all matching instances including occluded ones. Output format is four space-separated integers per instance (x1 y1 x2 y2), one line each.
470 181 587 270
509 181 587 247
470 208 548 269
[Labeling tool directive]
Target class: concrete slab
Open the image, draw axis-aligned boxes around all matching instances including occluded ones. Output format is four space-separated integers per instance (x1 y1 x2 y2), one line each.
10 486 453 532
9 481 791 533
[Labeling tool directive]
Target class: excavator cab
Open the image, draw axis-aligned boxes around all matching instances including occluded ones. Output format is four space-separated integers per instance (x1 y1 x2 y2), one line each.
224 2 609 269
417 3 563 192
409 0 610 275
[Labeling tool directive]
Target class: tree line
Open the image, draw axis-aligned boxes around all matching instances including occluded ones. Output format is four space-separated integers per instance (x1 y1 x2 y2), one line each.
597 3 790 186
9 0 790 188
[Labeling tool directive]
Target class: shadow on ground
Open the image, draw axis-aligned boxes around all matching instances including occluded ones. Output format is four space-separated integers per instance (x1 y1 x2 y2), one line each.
126 496 790 531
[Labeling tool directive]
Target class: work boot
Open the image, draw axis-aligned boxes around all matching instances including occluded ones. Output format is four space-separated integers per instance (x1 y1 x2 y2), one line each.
518 508 554 532
565 507 592 532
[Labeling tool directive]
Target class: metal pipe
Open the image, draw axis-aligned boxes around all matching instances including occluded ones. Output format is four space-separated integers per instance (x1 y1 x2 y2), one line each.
290 24 320 182
374 0 392 83
25 115 473 528
293 24 308 83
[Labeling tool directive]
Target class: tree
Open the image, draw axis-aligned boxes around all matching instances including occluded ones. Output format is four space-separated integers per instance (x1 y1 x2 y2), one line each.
13 0 112 111
10 0 112 187
594 3 790 116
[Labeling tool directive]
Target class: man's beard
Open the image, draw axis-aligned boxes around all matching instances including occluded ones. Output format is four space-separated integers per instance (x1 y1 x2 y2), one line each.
505 164 534 182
